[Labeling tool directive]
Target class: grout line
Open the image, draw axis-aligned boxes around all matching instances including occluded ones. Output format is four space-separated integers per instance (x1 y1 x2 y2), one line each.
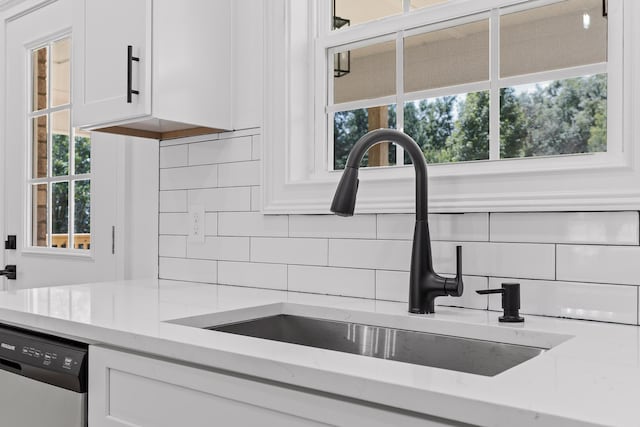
286 264 290 291
373 269 377 300
161 182 259 192
554 243 557 280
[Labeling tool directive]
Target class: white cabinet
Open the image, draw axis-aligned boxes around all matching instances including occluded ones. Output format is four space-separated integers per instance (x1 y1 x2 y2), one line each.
73 0 232 140
89 346 458 427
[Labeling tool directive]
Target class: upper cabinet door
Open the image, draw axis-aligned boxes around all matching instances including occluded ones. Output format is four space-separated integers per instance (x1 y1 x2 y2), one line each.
73 0 152 128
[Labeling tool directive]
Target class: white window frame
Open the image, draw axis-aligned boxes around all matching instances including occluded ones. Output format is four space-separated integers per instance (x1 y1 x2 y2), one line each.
263 0 639 214
25 33 92 256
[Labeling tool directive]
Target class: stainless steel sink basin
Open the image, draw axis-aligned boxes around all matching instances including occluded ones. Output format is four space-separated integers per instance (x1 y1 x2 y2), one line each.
208 314 545 376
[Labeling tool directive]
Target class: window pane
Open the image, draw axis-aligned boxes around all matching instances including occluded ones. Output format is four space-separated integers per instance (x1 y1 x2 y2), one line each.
404 91 489 164
332 0 402 29
31 46 48 111
32 184 48 247
51 181 69 248
74 128 92 174
500 74 607 159
410 0 448 11
52 110 70 176
501 0 607 78
51 38 70 107
74 180 91 250
32 115 48 179
404 19 489 93
333 40 396 104
334 104 397 170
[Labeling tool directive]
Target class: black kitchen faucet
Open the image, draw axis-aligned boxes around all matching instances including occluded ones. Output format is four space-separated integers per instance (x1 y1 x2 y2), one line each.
331 129 463 313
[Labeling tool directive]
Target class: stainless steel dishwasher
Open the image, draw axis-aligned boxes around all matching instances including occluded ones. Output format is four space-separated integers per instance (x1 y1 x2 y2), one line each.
0 323 88 427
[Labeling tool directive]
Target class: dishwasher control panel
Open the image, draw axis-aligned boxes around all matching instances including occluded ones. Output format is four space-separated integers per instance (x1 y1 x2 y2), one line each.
0 324 87 392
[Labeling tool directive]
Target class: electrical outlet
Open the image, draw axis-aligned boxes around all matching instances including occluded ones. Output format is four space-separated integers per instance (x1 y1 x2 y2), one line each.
188 205 206 243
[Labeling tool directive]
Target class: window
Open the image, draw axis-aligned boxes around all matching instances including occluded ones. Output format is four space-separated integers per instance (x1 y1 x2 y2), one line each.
329 0 608 170
263 0 635 214
28 36 92 251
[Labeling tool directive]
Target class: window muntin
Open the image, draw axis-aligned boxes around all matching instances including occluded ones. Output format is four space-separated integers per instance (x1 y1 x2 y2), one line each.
27 36 91 251
327 0 609 170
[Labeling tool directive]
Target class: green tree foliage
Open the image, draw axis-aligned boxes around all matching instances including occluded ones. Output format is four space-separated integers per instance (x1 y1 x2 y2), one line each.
75 180 90 234
449 91 490 162
500 87 528 158
512 74 607 157
50 133 91 238
334 106 396 169
332 75 607 167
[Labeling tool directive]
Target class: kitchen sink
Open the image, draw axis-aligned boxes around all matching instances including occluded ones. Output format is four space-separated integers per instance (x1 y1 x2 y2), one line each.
207 313 546 377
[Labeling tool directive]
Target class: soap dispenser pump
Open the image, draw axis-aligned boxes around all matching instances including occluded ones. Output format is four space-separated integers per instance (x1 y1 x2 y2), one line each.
477 283 524 323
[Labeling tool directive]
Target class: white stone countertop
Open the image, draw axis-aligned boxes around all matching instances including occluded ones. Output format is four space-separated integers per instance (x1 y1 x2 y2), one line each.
0 279 635 427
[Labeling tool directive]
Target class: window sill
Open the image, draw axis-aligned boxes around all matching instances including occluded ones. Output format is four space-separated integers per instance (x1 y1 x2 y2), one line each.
20 247 95 260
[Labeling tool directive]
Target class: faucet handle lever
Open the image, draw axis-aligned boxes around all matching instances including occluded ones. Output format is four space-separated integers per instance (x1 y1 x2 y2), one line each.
445 245 463 297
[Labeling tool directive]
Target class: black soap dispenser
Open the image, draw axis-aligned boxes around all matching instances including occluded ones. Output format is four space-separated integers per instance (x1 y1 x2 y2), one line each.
477 282 524 323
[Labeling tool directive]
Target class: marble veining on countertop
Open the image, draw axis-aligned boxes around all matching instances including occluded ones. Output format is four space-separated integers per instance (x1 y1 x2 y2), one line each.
0 279 636 427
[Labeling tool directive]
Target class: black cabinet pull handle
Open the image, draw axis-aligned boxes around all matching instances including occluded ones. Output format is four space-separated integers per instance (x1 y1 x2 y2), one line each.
127 45 140 103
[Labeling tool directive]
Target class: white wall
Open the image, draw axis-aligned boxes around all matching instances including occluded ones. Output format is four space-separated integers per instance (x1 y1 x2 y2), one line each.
121 137 159 280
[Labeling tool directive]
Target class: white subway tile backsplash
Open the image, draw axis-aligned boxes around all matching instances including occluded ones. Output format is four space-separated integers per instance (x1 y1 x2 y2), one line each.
487 242 556 280
188 137 252 165
159 235 187 258
160 145 188 168
160 165 218 190
489 278 638 325
252 135 261 160
286 292 376 311
288 265 375 298
160 213 188 235
374 271 488 309
251 187 261 211
431 242 555 279
217 285 287 309
490 212 640 245
251 238 328 266
557 245 640 285
218 161 260 187
329 239 411 271
290 215 376 239
189 187 251 212
377 213 489 241
160 133 219 147
157 131 640 326
205 213 218 236
160 190 187 212
159 257 217 283
375 270 408 302
218 261 287 290
218 212 288 237
187 237 250 261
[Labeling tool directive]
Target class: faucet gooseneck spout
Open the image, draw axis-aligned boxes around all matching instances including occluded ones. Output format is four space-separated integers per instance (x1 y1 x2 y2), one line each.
331 129 463 314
